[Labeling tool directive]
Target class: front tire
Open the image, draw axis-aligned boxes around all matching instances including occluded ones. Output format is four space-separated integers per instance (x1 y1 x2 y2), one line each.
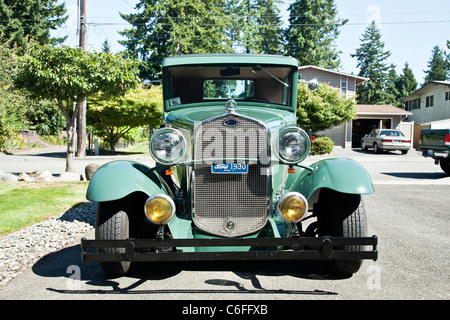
316 189 367 276
96 201 131 276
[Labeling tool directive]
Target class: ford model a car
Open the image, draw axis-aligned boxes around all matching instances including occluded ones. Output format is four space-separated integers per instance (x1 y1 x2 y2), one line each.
81 54 378 276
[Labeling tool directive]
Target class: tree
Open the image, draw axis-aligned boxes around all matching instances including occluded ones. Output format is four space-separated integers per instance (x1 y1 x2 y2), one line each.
228 0 283 54
423 45 449 83
14 45 140 172
396 62 418 101
0 0 67 48
351 26 393 105
0 43 28 150
296 83 356 132
120 0 233 80
87 86 163 152
101 39 112 54
284 0 347 69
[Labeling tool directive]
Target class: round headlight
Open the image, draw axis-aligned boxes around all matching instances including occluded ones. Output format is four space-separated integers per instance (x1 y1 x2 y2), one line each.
274 127 310 164
150 128 186 165
144 194 175 225
277 192 308 223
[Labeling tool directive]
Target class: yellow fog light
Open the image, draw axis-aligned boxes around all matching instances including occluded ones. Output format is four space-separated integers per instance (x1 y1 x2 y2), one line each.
277 192 308 223
144 194 175 225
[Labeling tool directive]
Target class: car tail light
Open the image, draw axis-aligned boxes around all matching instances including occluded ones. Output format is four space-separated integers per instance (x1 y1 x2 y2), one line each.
382 139 393 143
401 140 411 143
445 134 450 146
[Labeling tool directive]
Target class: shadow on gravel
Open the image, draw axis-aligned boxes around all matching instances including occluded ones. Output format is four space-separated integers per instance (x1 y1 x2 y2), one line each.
32 243 344 296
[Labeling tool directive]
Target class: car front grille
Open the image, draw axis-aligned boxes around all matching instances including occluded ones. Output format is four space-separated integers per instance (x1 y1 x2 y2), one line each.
192 114 270 237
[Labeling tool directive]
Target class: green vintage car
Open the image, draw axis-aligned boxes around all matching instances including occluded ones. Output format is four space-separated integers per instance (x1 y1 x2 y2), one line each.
81 54 378 276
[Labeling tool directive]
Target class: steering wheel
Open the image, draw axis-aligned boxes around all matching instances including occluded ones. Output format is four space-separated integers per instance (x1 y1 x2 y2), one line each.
244 97 271 103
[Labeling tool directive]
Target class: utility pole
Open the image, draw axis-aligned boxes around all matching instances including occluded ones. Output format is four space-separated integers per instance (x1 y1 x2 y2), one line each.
76 0 87 157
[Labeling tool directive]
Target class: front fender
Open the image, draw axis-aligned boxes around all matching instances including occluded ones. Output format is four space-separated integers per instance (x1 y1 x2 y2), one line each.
86 160 168 202
286 158 374 199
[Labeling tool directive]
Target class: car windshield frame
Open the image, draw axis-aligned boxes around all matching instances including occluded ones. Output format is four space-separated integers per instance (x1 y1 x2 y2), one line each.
161 56 299 113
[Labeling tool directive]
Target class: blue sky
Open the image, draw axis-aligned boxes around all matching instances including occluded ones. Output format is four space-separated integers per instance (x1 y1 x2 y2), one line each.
56 0 450 84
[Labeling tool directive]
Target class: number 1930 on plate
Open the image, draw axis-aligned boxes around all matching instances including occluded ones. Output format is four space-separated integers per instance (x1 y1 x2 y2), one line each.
211 163 248 174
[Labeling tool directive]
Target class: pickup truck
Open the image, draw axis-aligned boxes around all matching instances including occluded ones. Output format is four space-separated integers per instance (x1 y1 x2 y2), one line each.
419 129 450 174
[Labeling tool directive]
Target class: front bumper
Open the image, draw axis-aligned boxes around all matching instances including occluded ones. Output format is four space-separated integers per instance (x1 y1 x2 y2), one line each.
81 236 378 262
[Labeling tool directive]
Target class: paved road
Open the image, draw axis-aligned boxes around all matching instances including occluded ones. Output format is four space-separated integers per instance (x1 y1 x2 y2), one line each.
0 147 449 302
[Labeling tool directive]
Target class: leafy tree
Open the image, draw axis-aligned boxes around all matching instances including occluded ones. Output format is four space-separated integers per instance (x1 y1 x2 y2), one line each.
0 43 27 150
120 0 233 80
0 0 67 48
351 26 393 105
423 45 450 82
284 0 347 69
14 45 140 171
296 83 356 132
87 86 163 152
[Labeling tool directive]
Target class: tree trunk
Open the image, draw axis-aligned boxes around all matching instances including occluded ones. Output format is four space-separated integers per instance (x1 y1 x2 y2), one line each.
65 121 76 172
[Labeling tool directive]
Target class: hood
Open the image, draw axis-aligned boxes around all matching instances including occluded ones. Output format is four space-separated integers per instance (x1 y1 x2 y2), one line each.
165 105 297 133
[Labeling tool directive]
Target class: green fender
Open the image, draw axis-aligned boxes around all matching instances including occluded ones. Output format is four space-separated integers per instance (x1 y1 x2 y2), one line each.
286 158 374 199
86 160 169 202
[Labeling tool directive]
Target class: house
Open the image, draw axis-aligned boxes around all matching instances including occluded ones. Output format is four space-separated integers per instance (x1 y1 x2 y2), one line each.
399 80 450 147
298 65 368 98
400 80 450 124
299 65 413 148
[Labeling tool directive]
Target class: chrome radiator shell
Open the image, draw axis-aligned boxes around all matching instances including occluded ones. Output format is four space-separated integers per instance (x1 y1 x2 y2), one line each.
192 113 270 237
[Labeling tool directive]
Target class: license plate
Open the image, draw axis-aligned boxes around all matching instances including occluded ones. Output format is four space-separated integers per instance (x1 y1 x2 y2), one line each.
211 163 248 174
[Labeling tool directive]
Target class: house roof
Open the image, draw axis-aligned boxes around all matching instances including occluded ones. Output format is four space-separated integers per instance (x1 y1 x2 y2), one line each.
356 104 413 115
298 65 369 86
399 80 450 101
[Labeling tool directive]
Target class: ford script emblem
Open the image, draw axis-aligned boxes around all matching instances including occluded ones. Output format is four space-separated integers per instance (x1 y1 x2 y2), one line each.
223 119 238 127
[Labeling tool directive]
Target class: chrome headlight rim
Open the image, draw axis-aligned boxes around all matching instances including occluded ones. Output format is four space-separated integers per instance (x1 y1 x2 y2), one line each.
277 192 308 223
273 127 311 164
144 194 176 225
149 127 187 165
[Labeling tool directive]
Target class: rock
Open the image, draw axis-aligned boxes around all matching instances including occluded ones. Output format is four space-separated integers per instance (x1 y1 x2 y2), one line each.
85 163 101 180
0 173 18 182
36 170 53 181
18 172 33 182
59 171 81 181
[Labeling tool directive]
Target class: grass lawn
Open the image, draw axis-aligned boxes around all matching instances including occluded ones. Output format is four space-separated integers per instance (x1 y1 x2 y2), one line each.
0 181 89 237
119 143 149 154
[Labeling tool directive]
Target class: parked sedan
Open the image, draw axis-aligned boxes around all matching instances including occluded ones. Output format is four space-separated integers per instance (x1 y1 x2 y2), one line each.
361 129 411 154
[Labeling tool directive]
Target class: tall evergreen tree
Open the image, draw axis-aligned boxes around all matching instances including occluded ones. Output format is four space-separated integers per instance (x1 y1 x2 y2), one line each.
254 0 283 54
351 26 393 105
0 0 67 48
423 45 450 83
120 0 233 80
229 0 283 54
284 0 347 69
396 62 418 99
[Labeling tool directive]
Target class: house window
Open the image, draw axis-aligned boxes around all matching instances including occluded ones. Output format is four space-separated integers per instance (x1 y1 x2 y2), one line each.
426 95 434 108
446 91 450 101
341 81 347 96
406 98 420 110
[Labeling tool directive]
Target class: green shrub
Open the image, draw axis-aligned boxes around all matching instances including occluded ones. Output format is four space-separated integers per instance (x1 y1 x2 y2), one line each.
310 136 334 155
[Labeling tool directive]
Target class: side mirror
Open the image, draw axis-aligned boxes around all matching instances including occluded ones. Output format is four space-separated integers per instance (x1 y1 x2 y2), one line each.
298 79 319 91
308 79 319 91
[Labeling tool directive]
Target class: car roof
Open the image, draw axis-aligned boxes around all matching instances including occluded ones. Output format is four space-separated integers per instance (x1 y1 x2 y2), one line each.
162 53 299 68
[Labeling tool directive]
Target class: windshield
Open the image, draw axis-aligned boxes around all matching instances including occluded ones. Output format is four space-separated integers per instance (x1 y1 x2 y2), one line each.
203 79 255 100
165 65 294 108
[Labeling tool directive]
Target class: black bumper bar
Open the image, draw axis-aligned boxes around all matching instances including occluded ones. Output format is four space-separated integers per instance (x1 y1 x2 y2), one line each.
81 236 378 263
